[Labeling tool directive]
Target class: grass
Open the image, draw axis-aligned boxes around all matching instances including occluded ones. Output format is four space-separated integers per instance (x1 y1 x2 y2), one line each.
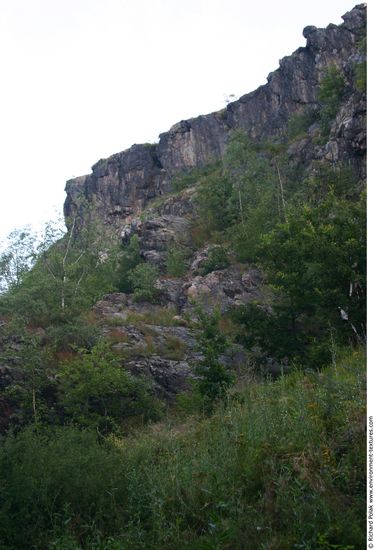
104 307 187 328
158 334 187 361
0 347 366 549
127 308 184 327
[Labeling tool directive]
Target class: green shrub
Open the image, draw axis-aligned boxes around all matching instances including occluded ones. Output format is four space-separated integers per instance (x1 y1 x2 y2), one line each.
0 427 127 548
355 61 366 92
165 244 190 277
355 29 366 92
117 235 142 293
200 246 230 275
46 317 99 352
287 108 317 140
194 308 234 408
317 66 346 137
0 349 365 549
58 340 161 432
172 163 221 192
196 172 234 231
128 263 160 303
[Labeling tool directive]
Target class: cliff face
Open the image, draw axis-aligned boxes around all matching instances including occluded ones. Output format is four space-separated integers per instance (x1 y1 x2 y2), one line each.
64 4 366 230
0 6 366 406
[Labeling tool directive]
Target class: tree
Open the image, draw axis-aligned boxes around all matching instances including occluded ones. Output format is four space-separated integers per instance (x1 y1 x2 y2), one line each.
194 308 234 408
36 214 119 314
118 234 142 292
58 340 160 433
1 320 55 428
224 130 279 227
165 243 190 277
128 263 160 303
257 191 366 364
0 214 121 325
0 227 38 293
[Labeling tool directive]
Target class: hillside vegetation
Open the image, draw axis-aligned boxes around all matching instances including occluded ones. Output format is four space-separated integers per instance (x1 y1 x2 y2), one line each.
0 349 366 549
0 22 367 550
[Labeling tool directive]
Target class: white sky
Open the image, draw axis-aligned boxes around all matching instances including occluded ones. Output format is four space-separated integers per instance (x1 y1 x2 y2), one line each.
0 0 361 241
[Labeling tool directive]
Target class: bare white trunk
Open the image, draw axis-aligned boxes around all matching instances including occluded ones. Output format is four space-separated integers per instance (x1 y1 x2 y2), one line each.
275 160 288 224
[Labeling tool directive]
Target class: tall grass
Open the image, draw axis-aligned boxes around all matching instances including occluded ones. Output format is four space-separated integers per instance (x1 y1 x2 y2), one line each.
0 348 365 549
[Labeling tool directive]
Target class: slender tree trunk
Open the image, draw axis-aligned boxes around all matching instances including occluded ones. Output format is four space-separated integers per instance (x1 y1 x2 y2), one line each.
274 159 288 224
32 370 37 424
238 187 244 225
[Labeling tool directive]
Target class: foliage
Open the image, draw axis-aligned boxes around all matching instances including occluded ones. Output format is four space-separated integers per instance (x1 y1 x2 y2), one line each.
128 262 160 303
172 162 221 192
0 226 39 292
0 320 57 429
57 340 160 433
0 349 365 549
0 217 120 326
287 108 318 140
117 235 142 293
355 28 367 93
200 246 230 275
223 130 279 227
197 171 234 231
317 66 346 137
355 61 366 93
165 243 190 277
233 188 366 367
194 308 234 407
196 130 284 261
115 306 183 327
45 317 100 352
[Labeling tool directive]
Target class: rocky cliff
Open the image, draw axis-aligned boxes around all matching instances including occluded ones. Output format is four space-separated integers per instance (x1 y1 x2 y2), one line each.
61 5 366 398
64 4 366 232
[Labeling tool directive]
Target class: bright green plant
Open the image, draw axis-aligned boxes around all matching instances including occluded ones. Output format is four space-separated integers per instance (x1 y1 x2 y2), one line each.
354 30 366 93
172 163 221 192
117 234 142 293
0 215 121 326
0 348 365 549
0 320 56 428
317 66 346 137
287 108 317 140
200 246 230 275
58 340 160 433
0 226 38 293
194 308 234 407
165 244 190 277
128 263 160 303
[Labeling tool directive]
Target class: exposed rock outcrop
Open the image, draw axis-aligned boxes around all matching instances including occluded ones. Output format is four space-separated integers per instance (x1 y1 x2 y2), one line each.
64 5 366 232
62 5 366 397
121 214 193 269
92 262 263 397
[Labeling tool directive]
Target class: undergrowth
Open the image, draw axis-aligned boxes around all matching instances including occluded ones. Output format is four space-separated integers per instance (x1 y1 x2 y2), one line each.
0 348 365 549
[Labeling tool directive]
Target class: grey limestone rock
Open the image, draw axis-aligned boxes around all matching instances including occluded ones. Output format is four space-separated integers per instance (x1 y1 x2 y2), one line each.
64 5 366 230
121 214 193 269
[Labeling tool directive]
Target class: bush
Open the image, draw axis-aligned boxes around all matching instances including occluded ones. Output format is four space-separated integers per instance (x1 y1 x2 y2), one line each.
172 163 221 192
128 263 160 303
58 340 161 433
317 66 346 137
0 426 127 548
117 235 142 293
194 308 234 408
200 246 230 275
354 30 366 93
287 108 317 140
46 317 99 352
0 349 365 549
165 244 190 277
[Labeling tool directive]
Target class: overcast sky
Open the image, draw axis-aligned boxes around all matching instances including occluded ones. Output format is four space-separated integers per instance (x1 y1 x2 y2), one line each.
0 0 360 242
